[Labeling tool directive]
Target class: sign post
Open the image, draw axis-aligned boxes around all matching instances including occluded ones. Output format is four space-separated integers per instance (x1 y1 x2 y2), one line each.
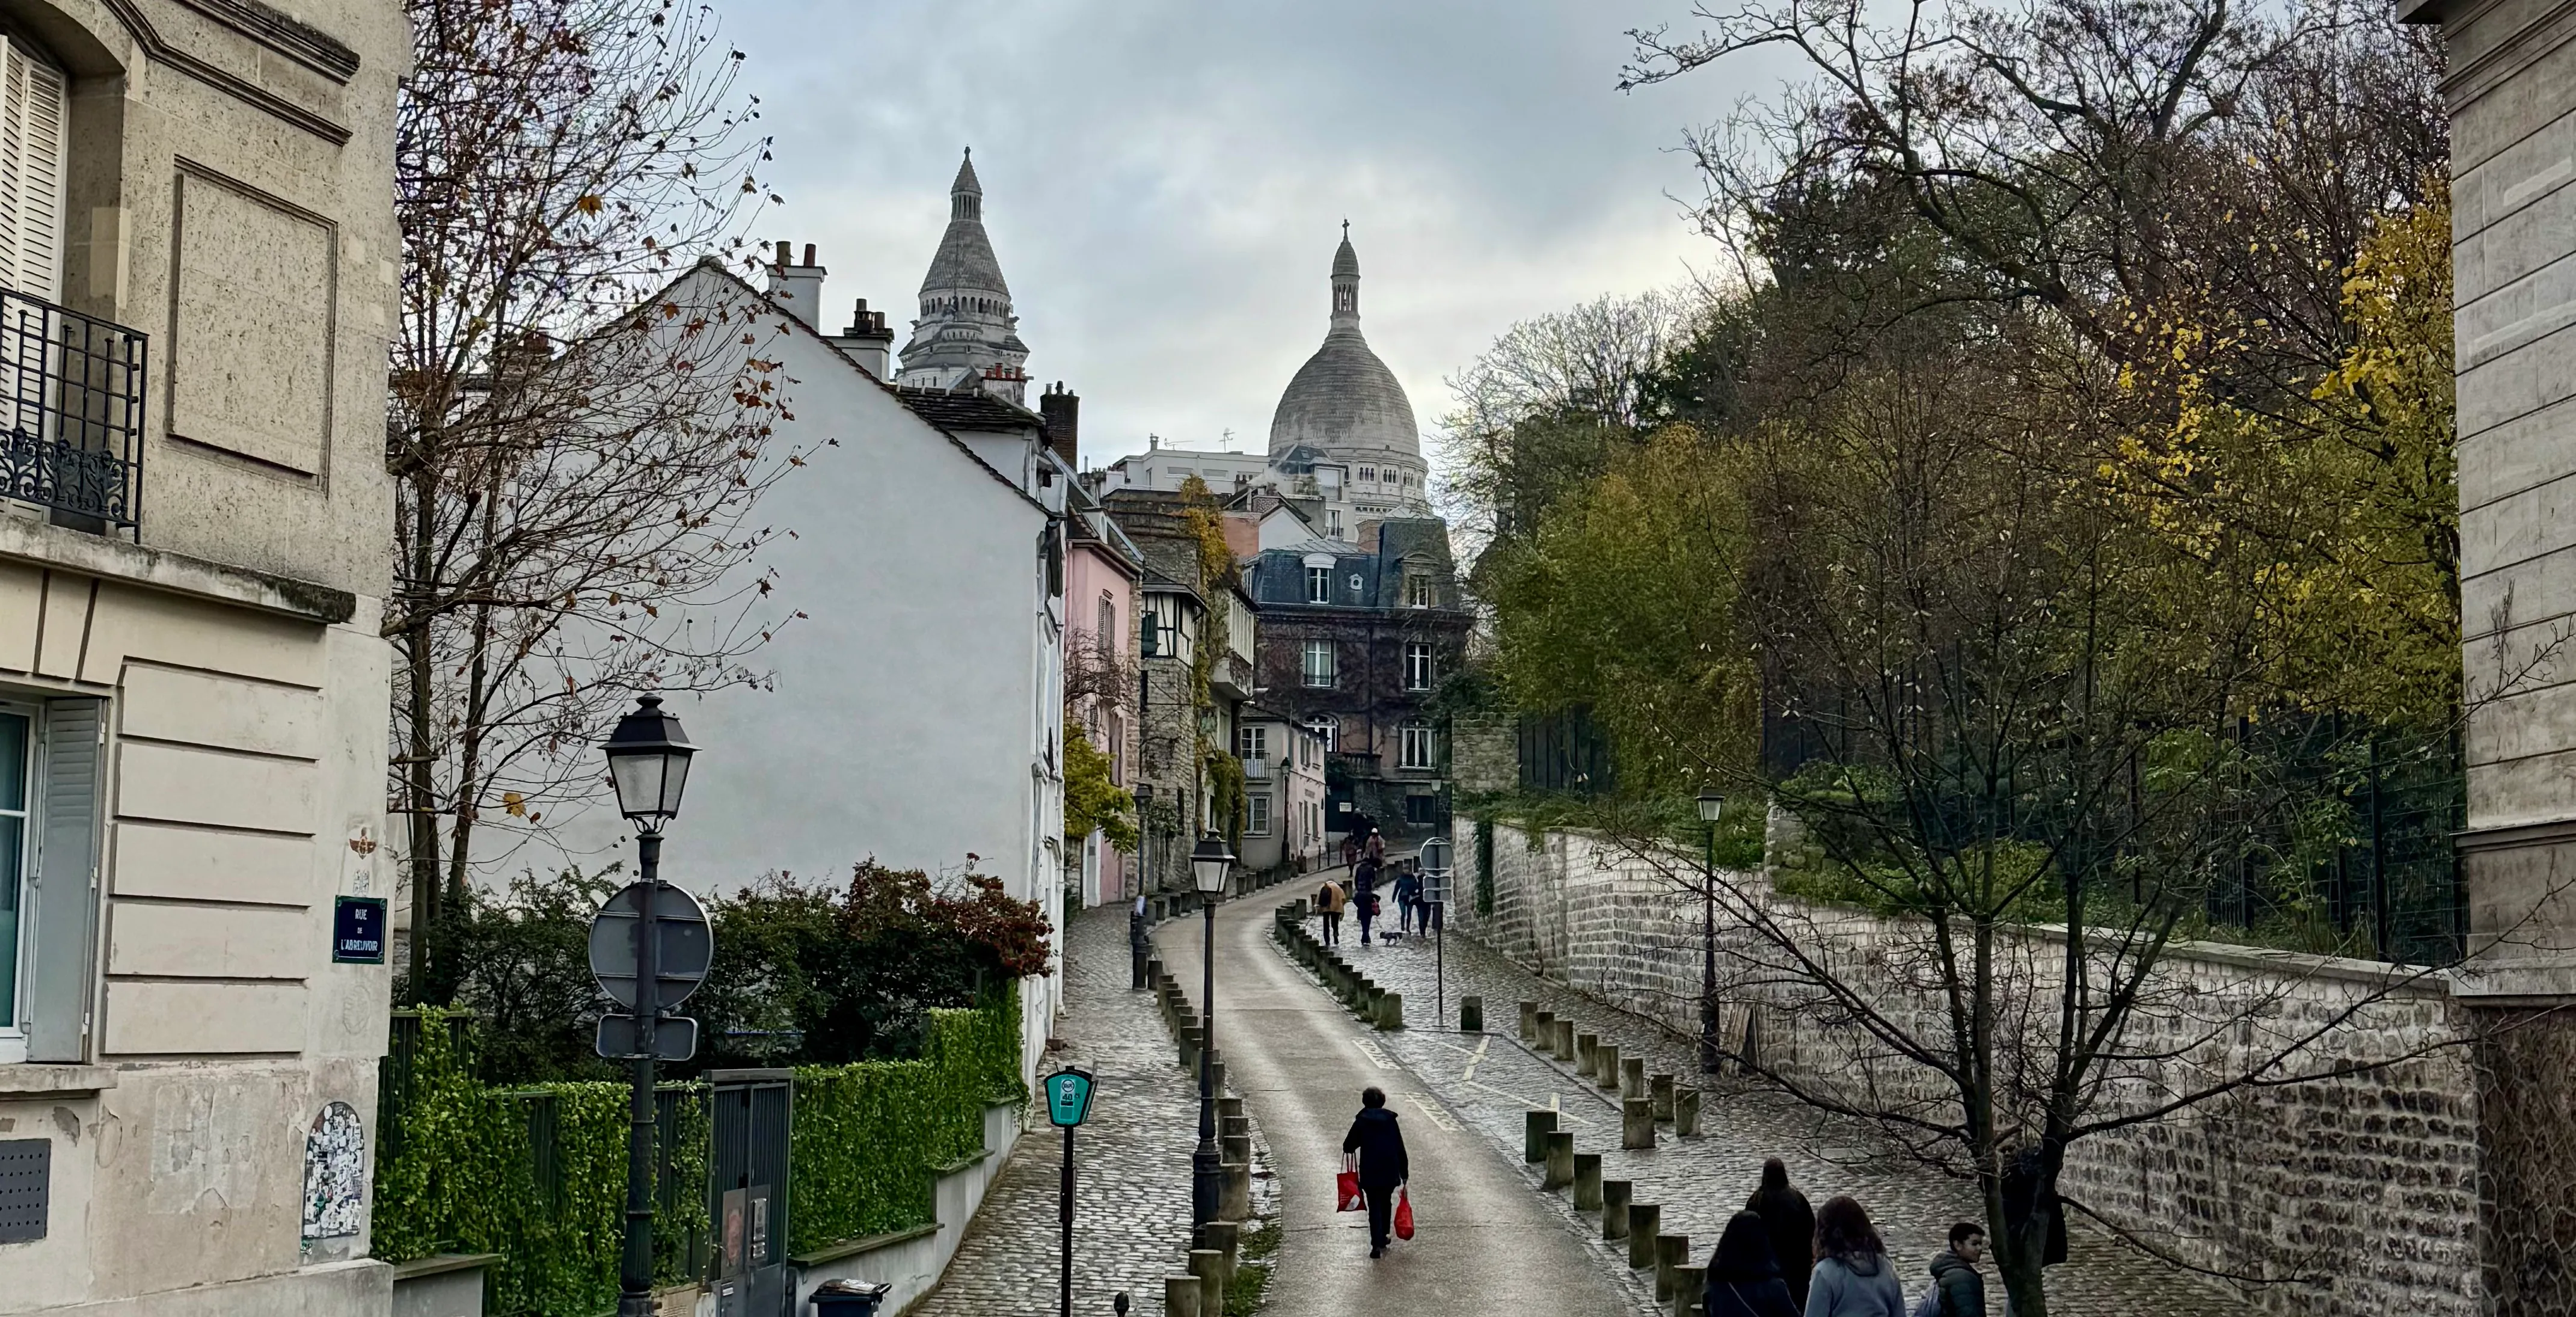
1418 837 1453 1030
1042 1067 1097 1317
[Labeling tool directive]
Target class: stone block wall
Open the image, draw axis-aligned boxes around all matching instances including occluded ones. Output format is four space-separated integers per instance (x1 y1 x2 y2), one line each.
1452 820 2482 1317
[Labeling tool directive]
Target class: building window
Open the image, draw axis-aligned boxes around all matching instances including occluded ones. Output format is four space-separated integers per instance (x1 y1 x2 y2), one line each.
1140 609 1160 657
1359 466 1376 483
1348 574 1364 595
1306 716 1337 752
1406 794 1436 827
1097 592 1115 647
0 40 67 303
0 709 28 1048
1326 509 1344 538
1400 718 1433 769
1106 710 1124 784
1237 724 1268 763
1302 640 1336 687
0 699 99 1065
1405 642 1436 690
1307 566 1331 604
1407 574 1433 608
1246 793 1271 836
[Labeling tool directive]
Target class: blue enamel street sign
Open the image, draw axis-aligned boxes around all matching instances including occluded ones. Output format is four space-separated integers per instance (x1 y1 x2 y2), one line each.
1043 1067 1096 1128
333 897 387 964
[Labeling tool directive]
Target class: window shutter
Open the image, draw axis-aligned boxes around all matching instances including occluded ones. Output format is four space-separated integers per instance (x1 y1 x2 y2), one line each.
0 41 66 303
25 698 100 1061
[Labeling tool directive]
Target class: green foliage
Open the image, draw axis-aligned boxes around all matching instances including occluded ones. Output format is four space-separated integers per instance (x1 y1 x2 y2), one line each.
788 996 1025 1253
372 1008 708 1316
377 997 1022 1312
1064 720 1139 853
404 867 622 1085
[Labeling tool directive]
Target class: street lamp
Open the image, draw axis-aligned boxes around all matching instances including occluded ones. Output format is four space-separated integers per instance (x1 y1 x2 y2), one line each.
606 696 695 1317
1696 790 1725 1075
1189 832 1233 1227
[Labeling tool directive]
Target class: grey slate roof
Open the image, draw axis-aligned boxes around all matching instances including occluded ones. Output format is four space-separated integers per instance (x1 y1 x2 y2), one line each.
921 152 1010 299
895 385 1043 434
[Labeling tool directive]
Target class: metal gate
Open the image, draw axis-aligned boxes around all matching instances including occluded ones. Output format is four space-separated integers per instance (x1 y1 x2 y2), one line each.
707 1069 793 1317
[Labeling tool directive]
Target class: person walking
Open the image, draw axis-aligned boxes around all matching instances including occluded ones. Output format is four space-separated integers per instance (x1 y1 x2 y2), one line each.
1340 1086 1410 1257
1355 879 1381 946
1393 864 1422 936
1317 877 1346 946
1803 1196 1906 1317
1746 1159 1818 1309
1926 1222 1987 1317
1704 1211 1801 1317
1366 828 1387 865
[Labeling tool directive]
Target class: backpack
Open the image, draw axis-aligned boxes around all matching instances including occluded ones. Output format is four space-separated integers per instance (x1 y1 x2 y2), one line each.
1910 1288 1946 1317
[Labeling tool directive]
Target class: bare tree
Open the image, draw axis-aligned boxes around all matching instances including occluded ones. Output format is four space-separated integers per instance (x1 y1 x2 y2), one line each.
390 0 805 999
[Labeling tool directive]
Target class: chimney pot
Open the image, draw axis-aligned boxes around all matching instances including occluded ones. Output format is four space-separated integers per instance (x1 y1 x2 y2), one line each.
804 242 817 266
774 240 791 267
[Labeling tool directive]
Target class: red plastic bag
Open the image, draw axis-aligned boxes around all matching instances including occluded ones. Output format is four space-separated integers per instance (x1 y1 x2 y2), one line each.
1336 1156 1363 1212
1393 1187 1414 1240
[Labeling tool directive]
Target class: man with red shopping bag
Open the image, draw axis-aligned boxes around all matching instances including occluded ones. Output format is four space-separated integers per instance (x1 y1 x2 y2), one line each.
1339 1087 1411 1258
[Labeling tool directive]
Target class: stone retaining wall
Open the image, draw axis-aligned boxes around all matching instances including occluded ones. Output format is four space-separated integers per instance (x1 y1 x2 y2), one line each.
1452 818 2480 1317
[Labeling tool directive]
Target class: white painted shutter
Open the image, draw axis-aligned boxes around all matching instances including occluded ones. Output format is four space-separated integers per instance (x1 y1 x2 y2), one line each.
0 40 64 304
24 699 100 1062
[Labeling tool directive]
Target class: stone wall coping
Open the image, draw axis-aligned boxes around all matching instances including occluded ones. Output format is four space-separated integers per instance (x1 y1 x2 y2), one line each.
0 518 358 624
1489 817 2456 996
790 1221 940 1269
388 1252 500 1281
0 1063 117 1095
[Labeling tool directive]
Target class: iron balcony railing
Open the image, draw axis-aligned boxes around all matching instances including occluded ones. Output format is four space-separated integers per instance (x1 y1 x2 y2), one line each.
0 287 145 533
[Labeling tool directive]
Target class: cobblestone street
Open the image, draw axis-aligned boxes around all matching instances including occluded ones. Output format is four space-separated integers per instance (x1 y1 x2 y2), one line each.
914 901 1246 1316
1298 905 2270 1317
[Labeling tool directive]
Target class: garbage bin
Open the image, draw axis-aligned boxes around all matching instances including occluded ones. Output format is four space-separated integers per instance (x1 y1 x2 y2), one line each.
812 1280 894 1316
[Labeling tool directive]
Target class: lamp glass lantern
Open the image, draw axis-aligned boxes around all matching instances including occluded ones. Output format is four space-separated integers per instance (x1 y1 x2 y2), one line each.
1696 790 1726 824
604 695 696 829
1190 833 1234 894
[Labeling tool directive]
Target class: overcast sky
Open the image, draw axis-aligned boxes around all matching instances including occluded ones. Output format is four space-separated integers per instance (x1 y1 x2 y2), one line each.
732 0 1792 475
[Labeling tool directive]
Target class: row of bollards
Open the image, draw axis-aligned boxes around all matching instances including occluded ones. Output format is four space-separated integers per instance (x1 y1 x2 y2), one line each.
1144 956 1260 1316
1266 900 1473 1034
1517 999 1710 1315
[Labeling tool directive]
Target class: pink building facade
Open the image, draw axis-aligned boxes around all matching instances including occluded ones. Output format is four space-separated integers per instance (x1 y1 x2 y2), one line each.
1066 480 1143 907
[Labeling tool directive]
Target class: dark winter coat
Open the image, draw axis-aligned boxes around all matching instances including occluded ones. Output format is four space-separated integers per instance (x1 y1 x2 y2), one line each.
1706 1212 1802 1317
1393 873 1421 904
1928 1251 1984 1317
1747 1185 1818 1306
1803 1253 1906 1317
1341 1107 1409 1188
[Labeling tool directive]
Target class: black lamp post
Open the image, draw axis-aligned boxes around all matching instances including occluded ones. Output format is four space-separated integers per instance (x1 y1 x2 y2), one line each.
1189 832 1233 1226
1696 790 1725 1074
606 696 695 1317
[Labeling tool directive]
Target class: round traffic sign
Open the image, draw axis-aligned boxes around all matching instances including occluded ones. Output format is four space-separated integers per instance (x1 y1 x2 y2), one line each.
588 880 714 1010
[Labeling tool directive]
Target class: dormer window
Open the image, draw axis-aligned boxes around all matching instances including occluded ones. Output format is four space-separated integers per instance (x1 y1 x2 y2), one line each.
1360 467 1376 484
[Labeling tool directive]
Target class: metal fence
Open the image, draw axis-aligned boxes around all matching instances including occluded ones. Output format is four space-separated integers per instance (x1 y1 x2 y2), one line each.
0 287 144 533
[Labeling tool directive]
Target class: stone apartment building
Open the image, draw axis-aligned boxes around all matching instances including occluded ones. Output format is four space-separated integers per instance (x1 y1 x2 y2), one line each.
0 0 407 1312
1244 518 1471 837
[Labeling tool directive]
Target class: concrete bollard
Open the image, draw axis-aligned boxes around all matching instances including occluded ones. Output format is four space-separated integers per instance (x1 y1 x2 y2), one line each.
1573 1153 1604 1211
1655 1233 1690 1301
1179 1028 1201 1073
1461 995 1483 1033
1520 1000 1539 1042
1651 1073 1676 1122
1673 1264 1707 1315
1221 1161 1252 1222
1219 1095 1245 1125
1676 1087 1702 1137
1602 1181 1633 1239
1146 957 1164 986
1542 1131 1575 1190
1200 1220 1240 1289
1222 1114 1249 1140
1524 1110 1557 1162
1594 1043 1622 1092
1623 1057 1647 1101
1622 1098 1656 1150
1189 1247 1224 1315
1378 992 1404 1031
1553 1019 1576 1060
1533 1010 1556 1054
1164 1275 1202 1317
1207 1058 1227 1099
1628 1205 1661 1268
1222 1133 1251 1167
1576 1033 1599 1078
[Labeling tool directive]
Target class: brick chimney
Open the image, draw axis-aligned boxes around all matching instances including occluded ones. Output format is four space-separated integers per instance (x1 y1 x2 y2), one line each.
764 241 827 330
1038 381 1080 468
830 297 896 380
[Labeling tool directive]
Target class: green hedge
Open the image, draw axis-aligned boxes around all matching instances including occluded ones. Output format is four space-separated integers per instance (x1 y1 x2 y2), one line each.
789 992 1025 1253
372 1010 708 1316
376 993 1022 1313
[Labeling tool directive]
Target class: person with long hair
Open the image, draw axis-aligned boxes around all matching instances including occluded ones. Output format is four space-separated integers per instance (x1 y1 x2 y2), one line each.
1704 1211 1801 1317
1746 1158 1818 1307
1803 1195 1906 1316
